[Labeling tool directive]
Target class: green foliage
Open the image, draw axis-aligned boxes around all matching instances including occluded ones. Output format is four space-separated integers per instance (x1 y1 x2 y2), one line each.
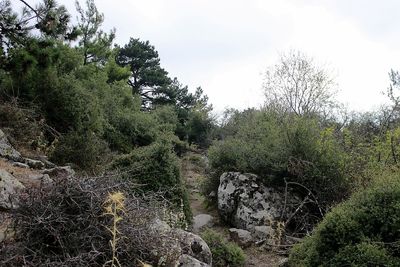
289 174 400 266
208 109 351 209
76 0 115 65
112 140 192 222
50 130 109 171
200 229 246 267
116 38 171 107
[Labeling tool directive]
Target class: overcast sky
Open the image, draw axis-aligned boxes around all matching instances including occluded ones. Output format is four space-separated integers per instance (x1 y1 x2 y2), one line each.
18 0 400 113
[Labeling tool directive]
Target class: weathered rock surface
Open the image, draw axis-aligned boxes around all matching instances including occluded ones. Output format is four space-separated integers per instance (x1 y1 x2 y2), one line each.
24 158 45 169
192 214 214 233
0 129 22 162
229 228 253 248
28 173 53 185
42 166 75 179
149 219 212 266
176 254 210 267
218 172 300 243
0 169 25 210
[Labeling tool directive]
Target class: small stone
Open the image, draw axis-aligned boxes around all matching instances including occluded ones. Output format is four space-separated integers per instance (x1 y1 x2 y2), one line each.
229 228 253 248
12 162 29 168
192 214 214 233
176 254 210 267
253 225 274 241
24 158 45 169
28 174 53 185
42 166 75 178
278 257 289 267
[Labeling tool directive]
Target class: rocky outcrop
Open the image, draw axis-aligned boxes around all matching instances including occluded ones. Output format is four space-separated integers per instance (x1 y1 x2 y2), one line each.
0 169 25 210
149 219 212 267
218 172 300 244
0 129 23 162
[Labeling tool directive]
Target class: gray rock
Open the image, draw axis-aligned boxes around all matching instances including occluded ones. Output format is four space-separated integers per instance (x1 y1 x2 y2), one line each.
42 166 75 178
148 219 212 266
174 229 212 265
218 172 300 235
279 257 289 267
0 169 25 210
229 228 253 248
253 225 274 241
28 173 53 185
37 156 56 168
0 129 22 162
24 158 45 169
176 254 210 267
12 162 29 168
192 214 214 233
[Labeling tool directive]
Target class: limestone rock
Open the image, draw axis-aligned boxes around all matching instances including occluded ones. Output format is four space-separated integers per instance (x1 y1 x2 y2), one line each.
174 229 212 265
0 169 25 209
42 166 75 179
12 162 29 168
218 172 301 244
229 228 253 248
28 173 53 185
24 158 45 169
148 219 212 266
192 214 214 233
253 225 274 241
0 129 22 162
176 254 210 267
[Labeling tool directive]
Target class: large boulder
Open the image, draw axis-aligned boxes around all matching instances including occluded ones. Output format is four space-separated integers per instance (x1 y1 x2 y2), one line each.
148 219 212 267
218 172 300 241
0 129 22 162
0 169 25 210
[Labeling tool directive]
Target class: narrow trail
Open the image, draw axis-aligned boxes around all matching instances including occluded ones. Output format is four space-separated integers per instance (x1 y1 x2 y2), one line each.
181 152 285 267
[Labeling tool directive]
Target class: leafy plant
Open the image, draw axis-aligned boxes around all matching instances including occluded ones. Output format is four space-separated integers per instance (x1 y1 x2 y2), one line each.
201 229 246 267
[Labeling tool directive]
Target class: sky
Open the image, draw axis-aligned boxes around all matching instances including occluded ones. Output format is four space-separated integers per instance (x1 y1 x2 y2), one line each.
15 0 400 113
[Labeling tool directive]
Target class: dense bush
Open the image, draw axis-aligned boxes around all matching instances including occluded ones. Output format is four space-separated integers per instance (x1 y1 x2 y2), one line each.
201 229 246 267
207 109 350 210
50 130 109 171
289 174 400 266
112 139 192 222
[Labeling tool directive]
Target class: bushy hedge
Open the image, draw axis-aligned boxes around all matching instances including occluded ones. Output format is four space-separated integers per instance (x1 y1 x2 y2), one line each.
112 139 192 222
289 175 400 266
200 229 246 267
207 110 350 209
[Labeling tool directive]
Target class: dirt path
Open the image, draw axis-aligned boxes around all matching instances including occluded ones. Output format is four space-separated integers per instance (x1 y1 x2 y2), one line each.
181 152 286 267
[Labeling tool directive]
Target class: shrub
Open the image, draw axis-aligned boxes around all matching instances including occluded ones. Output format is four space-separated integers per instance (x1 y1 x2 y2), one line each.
207 110 351 211
288 174 400 266
0 175 187 267
0 100 45 150
112 139 192 223
201 229 246 267
50 130 109 171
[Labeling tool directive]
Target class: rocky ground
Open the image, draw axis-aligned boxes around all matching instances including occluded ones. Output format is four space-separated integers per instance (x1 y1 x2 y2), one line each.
181 152 287 267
